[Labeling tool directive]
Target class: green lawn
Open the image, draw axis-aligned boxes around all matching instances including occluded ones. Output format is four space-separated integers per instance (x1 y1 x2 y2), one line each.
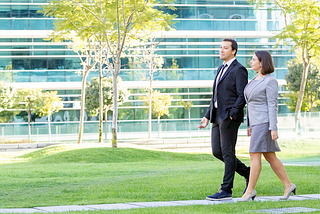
60 200 320 214
0 140 319 213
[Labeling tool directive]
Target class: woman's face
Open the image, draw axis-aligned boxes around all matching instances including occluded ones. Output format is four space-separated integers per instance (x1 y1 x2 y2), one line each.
250 54 261 72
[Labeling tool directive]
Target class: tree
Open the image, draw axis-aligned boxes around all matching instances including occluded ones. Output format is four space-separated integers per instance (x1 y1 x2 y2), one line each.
41 6 103 144
129 38 164 139
285 92 310 112
36 91 63 143
180 99 193 139
41 0 176 147
0 62 13 82
251 0 320 134
15 88 42 140
0 81 14 112
141 90 172 138
285 58 320 112
166 58 181 80
85 76 129 142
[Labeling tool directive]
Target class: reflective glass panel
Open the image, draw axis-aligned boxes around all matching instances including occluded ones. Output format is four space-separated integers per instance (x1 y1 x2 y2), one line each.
12 19 29 30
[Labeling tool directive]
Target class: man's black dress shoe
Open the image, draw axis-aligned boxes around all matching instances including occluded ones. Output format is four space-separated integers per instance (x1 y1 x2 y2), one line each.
206 189 232 201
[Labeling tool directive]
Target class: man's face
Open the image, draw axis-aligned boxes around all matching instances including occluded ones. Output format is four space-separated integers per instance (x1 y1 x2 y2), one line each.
220 41 236 62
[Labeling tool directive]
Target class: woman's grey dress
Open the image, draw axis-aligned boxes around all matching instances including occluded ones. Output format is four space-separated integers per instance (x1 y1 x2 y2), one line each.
244 78 280 153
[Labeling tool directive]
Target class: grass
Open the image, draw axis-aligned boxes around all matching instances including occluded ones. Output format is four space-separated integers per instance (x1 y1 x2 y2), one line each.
0 140 319 213
45 200 320 214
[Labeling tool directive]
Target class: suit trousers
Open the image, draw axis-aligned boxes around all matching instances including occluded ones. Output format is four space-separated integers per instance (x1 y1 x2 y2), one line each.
211 108 250 194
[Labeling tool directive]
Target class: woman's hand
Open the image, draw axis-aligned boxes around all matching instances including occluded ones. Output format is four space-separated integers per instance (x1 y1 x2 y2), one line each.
247 127 251 136
271 130 278 140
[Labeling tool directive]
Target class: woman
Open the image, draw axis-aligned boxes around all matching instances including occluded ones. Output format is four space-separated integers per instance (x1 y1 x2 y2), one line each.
239 51 296 202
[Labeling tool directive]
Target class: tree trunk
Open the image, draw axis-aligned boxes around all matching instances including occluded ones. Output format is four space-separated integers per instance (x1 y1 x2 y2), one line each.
105 108 108 143
99 53 103 143
78 68 89 144
294 59 310 136
157 116 160 138
188 109 191 139
112 67 119 148
28 109 31 140
148 79 153 139
48 114 51 143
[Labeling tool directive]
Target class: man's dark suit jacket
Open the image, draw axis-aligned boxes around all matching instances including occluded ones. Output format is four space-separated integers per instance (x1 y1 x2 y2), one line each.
205 59 248 123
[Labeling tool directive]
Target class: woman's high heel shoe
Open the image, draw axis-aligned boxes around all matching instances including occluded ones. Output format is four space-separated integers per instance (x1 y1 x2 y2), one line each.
238 190 257 202
280 183 296 200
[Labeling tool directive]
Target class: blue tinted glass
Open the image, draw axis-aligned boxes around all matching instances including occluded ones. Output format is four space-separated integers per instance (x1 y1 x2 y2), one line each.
0 58 11 71
198 7 214 19
29 5 44 18
199 69 214 80
47 19 54 30
153 70 167 81
198 20 213 30
65 58 81 69
214 20 229 30
30 59 47 69
30 19 46 30
12 19 29 30
11 0 29 2
213 8 228 19
230 21 244 31
0 51 11 56
11 5 29 18
199 57 213 68
33 0 48 2
12 59 29 70
0 20 11 30
183 70 198 80
0 6 11 18
48 59 65 69
119 70 133 81
65 71 82 82
48 71 65 82
267 20 280 31
181 20 197 30
245 21 257 30
166 70 182 80
13 71 30 82
30 71 47 82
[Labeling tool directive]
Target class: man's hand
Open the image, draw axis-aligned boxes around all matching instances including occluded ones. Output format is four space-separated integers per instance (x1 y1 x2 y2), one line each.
271 130 278 140
198 117 209 129
247 127 251 136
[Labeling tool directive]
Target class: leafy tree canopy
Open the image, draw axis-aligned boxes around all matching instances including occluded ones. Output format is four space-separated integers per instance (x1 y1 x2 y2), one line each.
36 91 63 117
141 90 172 118
0 81 15 111
85 77 129 116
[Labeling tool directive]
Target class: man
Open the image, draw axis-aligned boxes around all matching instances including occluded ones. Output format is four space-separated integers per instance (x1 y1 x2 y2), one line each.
198 38 250 200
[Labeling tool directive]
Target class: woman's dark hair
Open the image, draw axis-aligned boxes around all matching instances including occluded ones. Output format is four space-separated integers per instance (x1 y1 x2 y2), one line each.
222 38 238 56
254 50 274 75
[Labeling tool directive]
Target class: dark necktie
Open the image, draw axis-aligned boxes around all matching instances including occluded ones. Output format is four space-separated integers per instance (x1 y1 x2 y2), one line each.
213 64 228 106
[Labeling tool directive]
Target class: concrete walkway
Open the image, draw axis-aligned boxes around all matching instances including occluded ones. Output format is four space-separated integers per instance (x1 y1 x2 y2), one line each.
0 194 319 213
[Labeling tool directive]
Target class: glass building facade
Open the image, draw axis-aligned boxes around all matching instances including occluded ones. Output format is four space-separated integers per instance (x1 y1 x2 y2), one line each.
0 0 294 139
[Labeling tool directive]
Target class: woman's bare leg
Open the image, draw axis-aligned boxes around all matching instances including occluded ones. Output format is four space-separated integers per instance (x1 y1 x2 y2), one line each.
242 152 261 198
263 152 292 196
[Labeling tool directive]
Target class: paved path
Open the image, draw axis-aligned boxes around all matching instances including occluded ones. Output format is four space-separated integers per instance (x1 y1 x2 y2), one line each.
0 194 319 213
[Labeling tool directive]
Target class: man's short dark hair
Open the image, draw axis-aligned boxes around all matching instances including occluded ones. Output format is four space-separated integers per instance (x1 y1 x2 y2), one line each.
254 50 274 75
222 38 238 56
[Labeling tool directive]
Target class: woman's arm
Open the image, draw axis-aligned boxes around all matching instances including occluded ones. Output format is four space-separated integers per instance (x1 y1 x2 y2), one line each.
266 77 278 131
